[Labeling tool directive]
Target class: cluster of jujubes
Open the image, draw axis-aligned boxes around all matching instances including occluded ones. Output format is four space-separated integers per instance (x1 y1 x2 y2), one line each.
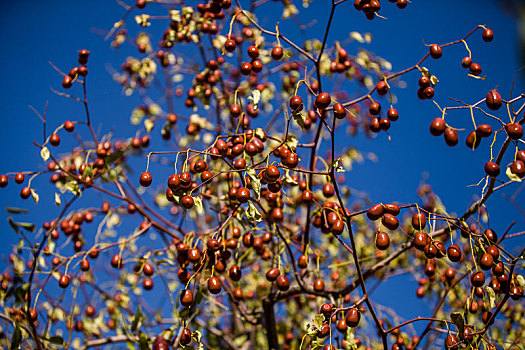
2 1 525 350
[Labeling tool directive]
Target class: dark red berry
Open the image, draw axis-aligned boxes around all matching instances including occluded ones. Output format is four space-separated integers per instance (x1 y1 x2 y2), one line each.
315 92 331 109
430 118 446 136
375 232 390 250
208 276 222 294
444 128 458 146
482 28 494 42
484 161 500 177
376 81 388 95
485 90 502 111
50 134 61 146
429 44 442 59
469 63 482 76
506 123 523 140
271 46 284 60
139 171 152 187
289 95 303 112
461 56 472 68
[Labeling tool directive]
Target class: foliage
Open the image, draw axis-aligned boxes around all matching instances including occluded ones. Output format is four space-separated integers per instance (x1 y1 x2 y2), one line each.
0 1 524 350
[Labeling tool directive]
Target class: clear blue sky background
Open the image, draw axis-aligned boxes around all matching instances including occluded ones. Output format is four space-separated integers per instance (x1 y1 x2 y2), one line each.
0 0 524 341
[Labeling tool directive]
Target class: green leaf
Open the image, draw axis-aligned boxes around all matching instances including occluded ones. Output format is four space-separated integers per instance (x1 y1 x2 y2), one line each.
233 335 248 347
286 134 298 152
138 331 149 350
105 150 125 166
178 308 190 319
195 289 203 305
6 207 29 214
64 181 82 197
246 166 260 200
293 111 306 128
345 328 357 350
10 321 21 350
421 67 430 78
246 201 262 223
471 240 483 262
313 314 325 331
8 216 19 233
17 222 36 232
485 286 496 308
82 166 93 179
48 335 64 345
450 312 464 335
40 146 50 162
8 217 35 233
131 306 143 332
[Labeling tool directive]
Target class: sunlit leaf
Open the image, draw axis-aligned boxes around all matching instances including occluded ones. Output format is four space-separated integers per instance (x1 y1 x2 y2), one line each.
40 146 50 161
506 166 522 182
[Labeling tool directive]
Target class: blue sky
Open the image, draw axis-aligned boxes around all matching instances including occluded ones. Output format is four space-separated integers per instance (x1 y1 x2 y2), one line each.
0 0 524 344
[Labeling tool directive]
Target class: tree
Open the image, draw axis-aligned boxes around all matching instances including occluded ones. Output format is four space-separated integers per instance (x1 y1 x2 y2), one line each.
0 0 524 349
